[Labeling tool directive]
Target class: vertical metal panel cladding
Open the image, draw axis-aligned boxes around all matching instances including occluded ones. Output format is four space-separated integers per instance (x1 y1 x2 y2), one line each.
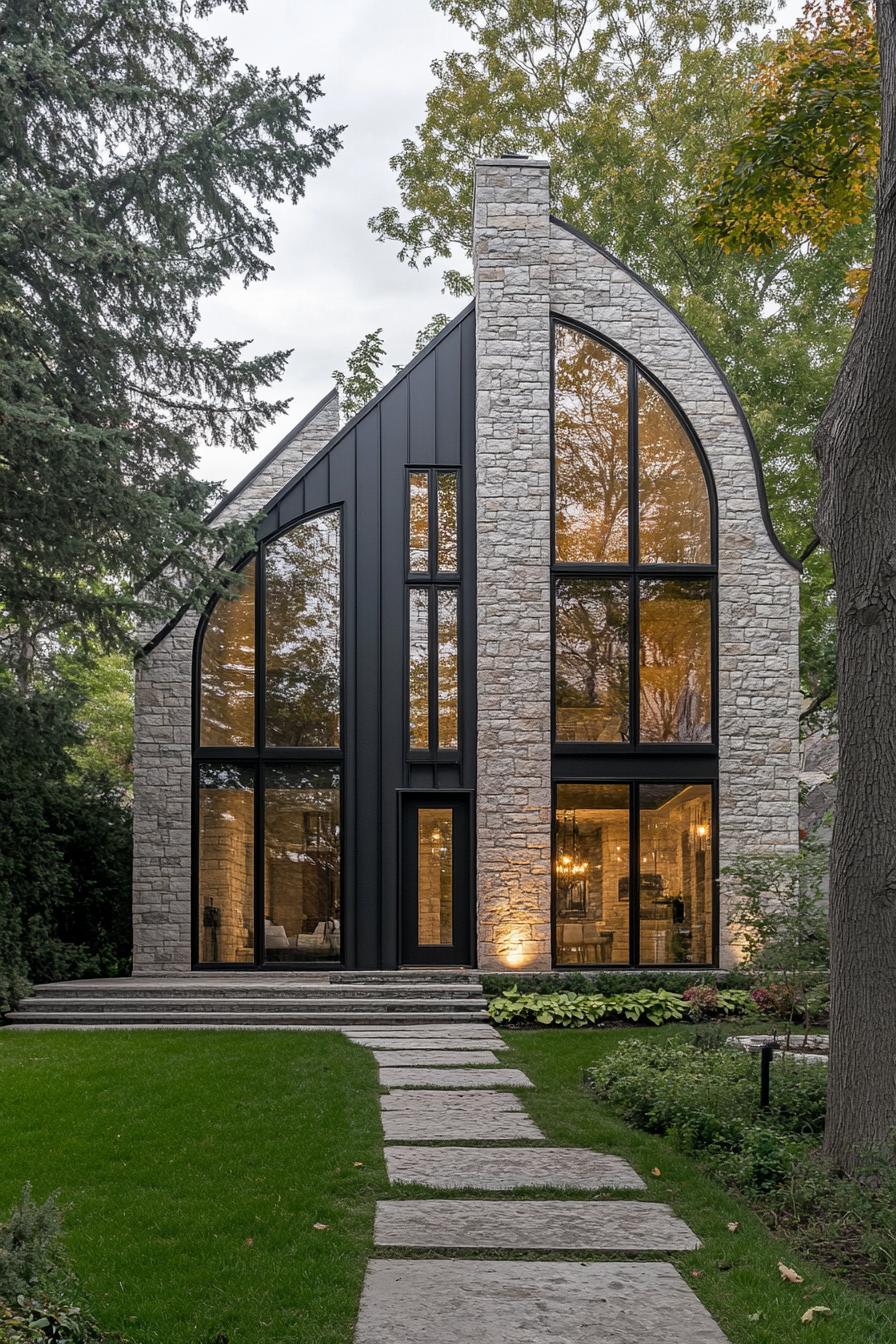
265 307 476 968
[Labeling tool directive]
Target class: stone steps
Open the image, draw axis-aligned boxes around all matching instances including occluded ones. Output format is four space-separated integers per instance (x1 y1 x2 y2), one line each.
4 974 489 1029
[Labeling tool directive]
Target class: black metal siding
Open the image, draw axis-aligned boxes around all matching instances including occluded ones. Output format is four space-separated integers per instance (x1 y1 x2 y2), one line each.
260 308 476 968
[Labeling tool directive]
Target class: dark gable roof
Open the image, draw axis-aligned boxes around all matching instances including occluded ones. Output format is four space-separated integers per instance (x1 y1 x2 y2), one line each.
550 215 800 572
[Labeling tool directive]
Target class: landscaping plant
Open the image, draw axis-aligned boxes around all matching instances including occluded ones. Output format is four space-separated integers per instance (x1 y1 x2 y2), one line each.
724 843 829 1045
488 984 752 1028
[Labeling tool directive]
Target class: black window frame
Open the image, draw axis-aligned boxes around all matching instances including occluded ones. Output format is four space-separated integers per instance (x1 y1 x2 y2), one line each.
191 504 345 970
404 465 462 763
550 315 720 968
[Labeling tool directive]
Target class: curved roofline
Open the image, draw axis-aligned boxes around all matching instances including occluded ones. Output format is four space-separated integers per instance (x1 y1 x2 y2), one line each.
550 215 800 572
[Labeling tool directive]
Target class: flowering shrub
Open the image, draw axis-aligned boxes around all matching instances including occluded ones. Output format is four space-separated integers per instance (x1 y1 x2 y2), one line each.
750 982 797 1016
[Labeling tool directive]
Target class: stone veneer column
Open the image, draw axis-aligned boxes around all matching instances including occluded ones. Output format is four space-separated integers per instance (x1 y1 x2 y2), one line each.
473 157 553 971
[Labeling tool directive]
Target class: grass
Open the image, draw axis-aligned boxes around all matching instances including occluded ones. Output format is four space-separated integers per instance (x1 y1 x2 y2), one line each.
0 1030 389 1344
501 1027 896 1344
3 1025 894 1344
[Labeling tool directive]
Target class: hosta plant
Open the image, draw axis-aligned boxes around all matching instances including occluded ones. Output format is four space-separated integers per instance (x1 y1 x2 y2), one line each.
487 985 752 1028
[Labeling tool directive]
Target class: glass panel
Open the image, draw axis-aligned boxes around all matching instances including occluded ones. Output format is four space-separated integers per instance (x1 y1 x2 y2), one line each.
639 578 712 742
199 560 255 747
555 784 630 965
437 588 459 749
264 765 341 962
638 377 711 564
437 471 458 572
555 578 629 742
409 471 430 573
265 511 340 747
197 764 255 964
418 807 453 946
409 587 430 749
639 784 713 964
554 324 629 563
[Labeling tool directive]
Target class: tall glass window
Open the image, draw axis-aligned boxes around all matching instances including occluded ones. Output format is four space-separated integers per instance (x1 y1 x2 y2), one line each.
552 319 717 965
406 467 461 755
196 510 342 965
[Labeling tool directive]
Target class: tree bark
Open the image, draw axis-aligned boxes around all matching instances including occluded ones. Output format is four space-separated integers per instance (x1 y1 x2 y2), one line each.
816 0 896 1172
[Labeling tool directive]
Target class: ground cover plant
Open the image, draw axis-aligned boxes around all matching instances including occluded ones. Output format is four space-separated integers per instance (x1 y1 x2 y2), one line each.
502 1027 896 1343
0 1031 387 1344
488 983 753 1027
586 1034 896 1297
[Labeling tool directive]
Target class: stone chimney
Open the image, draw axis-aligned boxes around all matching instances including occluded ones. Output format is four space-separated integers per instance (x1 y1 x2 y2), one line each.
473 156 553 971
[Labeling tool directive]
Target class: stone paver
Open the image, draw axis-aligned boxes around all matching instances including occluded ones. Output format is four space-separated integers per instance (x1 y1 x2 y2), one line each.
354 1260 731 1343
379 1066 532 1090
383 1146 646 1191
372 1050 501 1067
374 1199 700 1251
349 1036 508 1051
380 1089 544 1142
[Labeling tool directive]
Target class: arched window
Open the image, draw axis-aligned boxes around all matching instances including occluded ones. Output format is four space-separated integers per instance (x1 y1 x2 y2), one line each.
195 510 342 967
552 320 717 968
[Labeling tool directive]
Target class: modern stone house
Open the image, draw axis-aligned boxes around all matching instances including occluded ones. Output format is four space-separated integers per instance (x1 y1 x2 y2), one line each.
133 156 800 977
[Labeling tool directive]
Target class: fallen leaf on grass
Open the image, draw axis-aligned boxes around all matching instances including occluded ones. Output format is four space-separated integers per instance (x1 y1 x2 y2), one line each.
726 1221 740 1232
801 1307 832 1324
353 1161 364 1168
690 1270 703 1278
748 1313 762 1322
650 1167 662 1177
313 1222 330 1231
779 1263 804 1284
244 1237 253 1247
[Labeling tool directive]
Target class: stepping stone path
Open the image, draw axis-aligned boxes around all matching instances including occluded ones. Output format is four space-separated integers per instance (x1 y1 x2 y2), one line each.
384 1145 646 1191
345 1017 732 1343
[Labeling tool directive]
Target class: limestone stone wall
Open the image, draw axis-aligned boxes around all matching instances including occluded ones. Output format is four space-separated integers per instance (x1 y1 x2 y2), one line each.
473 159 554 971
131 392 339 973
473 157 800 971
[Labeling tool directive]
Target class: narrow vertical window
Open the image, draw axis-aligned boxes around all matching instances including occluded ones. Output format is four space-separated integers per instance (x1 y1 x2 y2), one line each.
409 471 430 573
418 807 453 945
265 512 341 748
555 784 630 964
408 587 430 750
638 784 713 964
554 325 629 563
554 578 629 742
437 588 459 749
437 471 458 572
639 579 711 743
197 764 255 964
199 559 256 747
638 378 711 564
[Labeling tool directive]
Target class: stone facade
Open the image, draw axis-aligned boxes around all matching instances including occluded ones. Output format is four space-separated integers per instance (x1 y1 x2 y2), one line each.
131 391 339 972
473 156 800 970
473 159 554 971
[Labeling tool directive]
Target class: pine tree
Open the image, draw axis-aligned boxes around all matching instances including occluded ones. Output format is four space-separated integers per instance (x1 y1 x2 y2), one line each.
0 0 342 685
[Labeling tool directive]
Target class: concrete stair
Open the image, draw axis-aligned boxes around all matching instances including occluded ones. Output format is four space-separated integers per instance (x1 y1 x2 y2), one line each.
4 974 489 1029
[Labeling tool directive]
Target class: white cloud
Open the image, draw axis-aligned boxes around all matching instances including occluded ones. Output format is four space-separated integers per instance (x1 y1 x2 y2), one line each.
195 0 471 492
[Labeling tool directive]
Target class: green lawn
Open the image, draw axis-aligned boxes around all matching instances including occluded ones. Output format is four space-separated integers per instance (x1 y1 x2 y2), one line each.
0 1030 388 1344
502 1028 896 1344
2 1026 894 1344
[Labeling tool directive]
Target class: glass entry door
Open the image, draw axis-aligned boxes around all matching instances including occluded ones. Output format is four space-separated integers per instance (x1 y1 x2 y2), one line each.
401 795 471 965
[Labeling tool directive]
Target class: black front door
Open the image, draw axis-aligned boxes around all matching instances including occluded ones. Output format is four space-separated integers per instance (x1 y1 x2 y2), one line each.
401 794 472 965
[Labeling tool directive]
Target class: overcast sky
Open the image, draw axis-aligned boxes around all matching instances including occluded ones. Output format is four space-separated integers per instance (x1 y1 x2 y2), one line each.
196 0 470 491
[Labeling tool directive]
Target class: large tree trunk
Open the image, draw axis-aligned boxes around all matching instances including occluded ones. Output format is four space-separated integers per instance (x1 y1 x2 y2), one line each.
816 0 896 1172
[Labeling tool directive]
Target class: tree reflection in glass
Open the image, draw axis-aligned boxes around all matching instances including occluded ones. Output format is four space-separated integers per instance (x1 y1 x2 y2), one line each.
265 512 340 747
639 579 711 742
554 325 629 563
199 560 255 747
437 588 458 748
408 587 429 749
555 578 629 741
409 471 429 572
638 378 711 564
437 471 458 573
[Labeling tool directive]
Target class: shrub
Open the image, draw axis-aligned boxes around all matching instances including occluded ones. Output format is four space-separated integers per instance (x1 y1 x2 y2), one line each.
481 969 755 998
586 1037 827 1192
488 985 752 1028
725 843 829 1043
0 1188 123 1342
